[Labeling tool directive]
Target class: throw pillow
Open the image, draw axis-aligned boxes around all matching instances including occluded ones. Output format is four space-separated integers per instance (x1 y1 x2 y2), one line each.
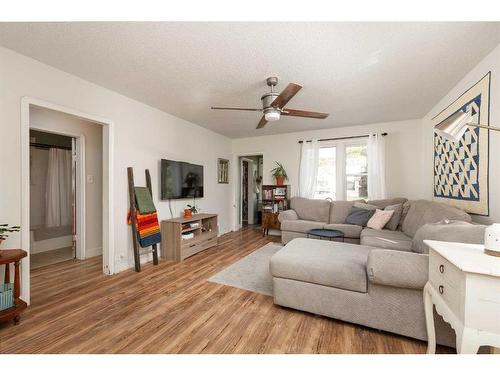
367 209 394 230
345 207 376 227
397 200 412 231
384 203 403 231
354 202 379 210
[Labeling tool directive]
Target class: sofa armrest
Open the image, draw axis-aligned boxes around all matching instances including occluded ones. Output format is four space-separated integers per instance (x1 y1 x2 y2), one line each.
278 210 299 222
367 249 428 290
412 221 486 254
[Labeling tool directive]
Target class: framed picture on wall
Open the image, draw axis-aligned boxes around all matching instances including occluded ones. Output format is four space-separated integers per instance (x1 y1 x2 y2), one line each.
218 158 229 184
432 72 490 216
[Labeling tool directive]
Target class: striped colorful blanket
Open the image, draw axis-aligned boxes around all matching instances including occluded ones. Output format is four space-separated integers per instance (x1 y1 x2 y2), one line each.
127 210 161 247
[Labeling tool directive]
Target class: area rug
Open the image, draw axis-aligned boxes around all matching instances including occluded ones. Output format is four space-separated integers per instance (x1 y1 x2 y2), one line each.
208 242 282 296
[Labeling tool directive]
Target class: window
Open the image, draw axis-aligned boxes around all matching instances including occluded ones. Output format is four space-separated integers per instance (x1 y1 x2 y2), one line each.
314 141 368 201
345 144 368 200
314 146 336 200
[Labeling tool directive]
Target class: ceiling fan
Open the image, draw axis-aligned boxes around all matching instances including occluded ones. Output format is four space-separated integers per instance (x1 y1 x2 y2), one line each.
211 77 330 129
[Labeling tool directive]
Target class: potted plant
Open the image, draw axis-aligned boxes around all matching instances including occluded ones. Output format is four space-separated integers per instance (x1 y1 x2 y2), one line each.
270 162 288 186
0 224 20 257
184 203 200 218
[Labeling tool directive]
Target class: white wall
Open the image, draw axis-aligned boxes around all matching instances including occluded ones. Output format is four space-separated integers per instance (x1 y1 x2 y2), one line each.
0 46 233 276
30 106 104 257
422 44 500 224
231 119 425 229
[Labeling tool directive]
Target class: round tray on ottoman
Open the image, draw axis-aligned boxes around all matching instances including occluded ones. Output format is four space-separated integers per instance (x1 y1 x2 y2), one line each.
306 228 345 242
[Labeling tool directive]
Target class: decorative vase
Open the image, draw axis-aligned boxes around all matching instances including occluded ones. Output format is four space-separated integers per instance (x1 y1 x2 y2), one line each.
184 208 193 218
275 176 285 186
484 223 500 257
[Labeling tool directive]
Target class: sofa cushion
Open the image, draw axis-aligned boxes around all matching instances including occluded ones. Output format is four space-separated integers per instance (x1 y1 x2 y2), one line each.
324 223 363 238
290 197 331 223
360 228 413 251
366 197 407 209
346 207 375 226
329 200 356 224
384 203 403 231
354 201 379 210
402 200 472 238
270 238 373 293
397 200 412 231
281 219 326 233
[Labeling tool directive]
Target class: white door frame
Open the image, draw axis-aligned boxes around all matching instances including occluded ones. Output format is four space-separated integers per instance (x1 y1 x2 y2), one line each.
232 152 264 231
29 126 86 260
21 97 115 304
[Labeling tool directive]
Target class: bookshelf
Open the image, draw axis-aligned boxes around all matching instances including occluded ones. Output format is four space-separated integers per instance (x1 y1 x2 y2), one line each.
261 185 290 235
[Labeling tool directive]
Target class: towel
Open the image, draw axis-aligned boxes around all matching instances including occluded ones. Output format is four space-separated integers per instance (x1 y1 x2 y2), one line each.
127 210 161 247
134 187 156 214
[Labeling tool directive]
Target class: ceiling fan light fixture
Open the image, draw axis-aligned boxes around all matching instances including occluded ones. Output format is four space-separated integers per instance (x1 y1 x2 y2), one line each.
264 109 280 122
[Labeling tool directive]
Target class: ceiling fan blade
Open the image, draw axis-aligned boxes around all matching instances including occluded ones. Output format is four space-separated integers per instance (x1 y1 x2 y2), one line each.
211 106 262 112
281 108 329 119
271 83 302 109
256 116 268 129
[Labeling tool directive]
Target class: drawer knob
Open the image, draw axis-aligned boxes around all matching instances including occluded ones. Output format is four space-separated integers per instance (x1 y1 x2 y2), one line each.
439 264 445 273
438 285 444 294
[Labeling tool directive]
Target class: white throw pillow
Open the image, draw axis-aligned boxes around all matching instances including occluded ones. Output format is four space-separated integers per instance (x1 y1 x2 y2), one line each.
367 209 394 230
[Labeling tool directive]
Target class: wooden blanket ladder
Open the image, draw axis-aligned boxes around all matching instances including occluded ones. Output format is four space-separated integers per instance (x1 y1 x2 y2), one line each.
127 167 160 272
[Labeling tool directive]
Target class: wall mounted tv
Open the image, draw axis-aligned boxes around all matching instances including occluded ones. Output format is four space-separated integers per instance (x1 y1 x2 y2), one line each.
161 159 204 199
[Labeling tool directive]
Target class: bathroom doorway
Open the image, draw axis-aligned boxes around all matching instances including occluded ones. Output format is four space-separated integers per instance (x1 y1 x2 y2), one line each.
29 130 76 269
238 154 263 227
28 105 104 272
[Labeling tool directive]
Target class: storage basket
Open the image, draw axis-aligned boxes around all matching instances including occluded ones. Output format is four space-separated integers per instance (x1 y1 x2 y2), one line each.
0 283 14 311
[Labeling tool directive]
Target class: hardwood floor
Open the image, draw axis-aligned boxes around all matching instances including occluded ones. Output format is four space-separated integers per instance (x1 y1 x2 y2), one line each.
30 246 75 270
0 227 454 354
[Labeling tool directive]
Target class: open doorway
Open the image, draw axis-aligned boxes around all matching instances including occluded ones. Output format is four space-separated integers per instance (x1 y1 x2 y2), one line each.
28 106 103 271
21 97 114 304
238 155 263 228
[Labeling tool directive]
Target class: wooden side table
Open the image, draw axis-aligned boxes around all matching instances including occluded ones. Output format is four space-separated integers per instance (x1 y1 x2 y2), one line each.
0 249 28 325
262 212 280 236
423 240 500 354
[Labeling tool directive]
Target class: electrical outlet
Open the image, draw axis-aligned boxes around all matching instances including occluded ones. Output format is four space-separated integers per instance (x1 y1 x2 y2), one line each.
87 175 94 184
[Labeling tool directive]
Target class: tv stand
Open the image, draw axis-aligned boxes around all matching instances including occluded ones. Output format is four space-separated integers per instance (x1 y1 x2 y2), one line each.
160 213 218 262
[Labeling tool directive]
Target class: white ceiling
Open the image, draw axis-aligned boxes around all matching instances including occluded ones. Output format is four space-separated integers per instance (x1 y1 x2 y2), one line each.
1 22 500 138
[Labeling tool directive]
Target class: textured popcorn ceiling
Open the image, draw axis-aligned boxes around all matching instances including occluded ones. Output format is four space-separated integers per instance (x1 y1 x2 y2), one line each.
1 22 499 138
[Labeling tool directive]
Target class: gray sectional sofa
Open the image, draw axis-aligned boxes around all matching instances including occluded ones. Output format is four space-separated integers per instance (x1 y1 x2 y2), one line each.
271 197 486 347
279 197 471 248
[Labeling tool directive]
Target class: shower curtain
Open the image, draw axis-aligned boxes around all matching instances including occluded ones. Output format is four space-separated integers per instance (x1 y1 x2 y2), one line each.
45 148 72 228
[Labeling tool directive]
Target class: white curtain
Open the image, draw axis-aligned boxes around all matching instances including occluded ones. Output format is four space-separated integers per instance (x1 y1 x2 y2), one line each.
45 148 72 227
298 139 319 198
367 134 387 200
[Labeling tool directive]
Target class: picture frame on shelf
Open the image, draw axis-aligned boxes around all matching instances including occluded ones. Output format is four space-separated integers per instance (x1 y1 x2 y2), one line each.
217 158 229 184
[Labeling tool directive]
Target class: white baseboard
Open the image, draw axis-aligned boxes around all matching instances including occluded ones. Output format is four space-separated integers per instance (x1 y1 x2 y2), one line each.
85 246 103 258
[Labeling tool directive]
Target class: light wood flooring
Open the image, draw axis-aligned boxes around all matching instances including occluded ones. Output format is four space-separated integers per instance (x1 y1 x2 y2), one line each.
30 246 75 270
0 227 454 354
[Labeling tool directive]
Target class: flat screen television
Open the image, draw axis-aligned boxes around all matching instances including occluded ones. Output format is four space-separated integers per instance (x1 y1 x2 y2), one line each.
161 159 204 199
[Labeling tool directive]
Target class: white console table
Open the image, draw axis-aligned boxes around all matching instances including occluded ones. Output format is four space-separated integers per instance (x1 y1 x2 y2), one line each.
423 240 500 354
